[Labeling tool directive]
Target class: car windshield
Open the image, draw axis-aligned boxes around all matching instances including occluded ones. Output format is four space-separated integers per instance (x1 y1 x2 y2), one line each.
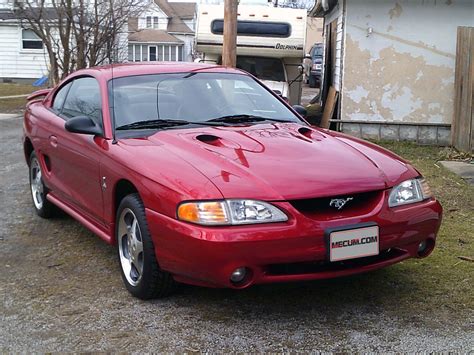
109 72 301 129
311 45 323 58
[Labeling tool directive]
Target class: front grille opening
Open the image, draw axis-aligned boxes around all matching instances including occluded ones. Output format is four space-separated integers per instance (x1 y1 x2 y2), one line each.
289 190 383 220
265 248 405 276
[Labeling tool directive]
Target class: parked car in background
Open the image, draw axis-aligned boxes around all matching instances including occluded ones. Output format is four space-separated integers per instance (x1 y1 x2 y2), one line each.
306 43 323 88
23 63 442 300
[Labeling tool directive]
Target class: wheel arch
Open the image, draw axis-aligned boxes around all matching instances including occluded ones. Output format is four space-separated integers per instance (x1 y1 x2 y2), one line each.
24 137 34 165
113 179 140 226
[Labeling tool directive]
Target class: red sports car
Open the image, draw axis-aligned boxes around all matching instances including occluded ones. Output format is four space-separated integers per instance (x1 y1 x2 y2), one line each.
23 63 442 299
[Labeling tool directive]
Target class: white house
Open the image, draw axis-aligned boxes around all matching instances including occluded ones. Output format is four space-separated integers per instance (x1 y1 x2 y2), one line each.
0 4 49 82
0 0 196 82
128 0 196 62
310 0 473 145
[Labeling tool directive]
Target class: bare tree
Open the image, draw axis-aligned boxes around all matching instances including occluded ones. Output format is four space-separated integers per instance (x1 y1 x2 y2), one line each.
273 0 315 9
15 0 146 85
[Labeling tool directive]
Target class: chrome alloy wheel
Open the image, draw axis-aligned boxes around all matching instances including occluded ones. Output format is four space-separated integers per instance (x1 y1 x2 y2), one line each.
30 157 44 210
118 208 144 286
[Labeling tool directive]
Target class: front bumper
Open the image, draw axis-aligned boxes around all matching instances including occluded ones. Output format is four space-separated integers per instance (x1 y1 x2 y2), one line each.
146 194 442 288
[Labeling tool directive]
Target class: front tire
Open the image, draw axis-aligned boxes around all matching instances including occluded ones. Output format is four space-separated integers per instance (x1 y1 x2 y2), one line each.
309 74 317 88
29 151 54 218
116 193 175 299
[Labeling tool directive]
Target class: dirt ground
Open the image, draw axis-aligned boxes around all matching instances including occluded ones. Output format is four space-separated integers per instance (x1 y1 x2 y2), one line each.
1 115 472 352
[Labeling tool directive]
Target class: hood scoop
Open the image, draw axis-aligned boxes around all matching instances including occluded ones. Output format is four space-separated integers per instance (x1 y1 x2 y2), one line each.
195 134 240 149
196 134 220 144
297 127 324 141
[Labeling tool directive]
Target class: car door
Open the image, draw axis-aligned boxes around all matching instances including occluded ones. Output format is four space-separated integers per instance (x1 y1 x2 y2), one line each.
48 76 106 225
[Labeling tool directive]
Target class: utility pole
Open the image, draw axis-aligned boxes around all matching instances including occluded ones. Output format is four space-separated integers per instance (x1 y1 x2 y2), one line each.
222 0 238 67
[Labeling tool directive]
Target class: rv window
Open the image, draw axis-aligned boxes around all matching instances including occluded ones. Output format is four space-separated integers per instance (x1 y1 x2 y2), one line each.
236 56 285 82
211 20 290 38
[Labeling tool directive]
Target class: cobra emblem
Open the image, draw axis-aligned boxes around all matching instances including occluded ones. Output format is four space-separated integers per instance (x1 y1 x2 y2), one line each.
329 197 353 210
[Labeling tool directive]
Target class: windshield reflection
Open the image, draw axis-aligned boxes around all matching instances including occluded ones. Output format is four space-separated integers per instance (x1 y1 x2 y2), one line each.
109 72 301 129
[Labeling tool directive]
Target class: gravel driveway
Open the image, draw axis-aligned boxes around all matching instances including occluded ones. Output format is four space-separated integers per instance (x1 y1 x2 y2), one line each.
1 116 472 352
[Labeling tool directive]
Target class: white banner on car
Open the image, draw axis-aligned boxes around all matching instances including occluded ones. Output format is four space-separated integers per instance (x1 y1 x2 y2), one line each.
329 225 379 262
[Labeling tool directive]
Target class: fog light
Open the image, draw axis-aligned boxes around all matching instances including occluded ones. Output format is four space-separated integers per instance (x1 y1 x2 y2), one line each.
418 240 427 254
230 267 247 284
417 239 435 258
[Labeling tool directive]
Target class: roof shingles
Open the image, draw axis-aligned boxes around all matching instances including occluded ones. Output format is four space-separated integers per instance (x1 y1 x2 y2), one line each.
129 29 183 43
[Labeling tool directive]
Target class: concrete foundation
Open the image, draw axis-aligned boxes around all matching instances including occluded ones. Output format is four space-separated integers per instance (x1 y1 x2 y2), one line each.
339 121 451 146
1 77 39 85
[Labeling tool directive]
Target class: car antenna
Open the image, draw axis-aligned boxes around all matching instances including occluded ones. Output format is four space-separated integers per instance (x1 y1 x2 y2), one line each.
111 61 117 144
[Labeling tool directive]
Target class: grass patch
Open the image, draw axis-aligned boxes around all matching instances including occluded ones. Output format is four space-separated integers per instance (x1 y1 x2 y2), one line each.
0 83 40 113
375 141 473 316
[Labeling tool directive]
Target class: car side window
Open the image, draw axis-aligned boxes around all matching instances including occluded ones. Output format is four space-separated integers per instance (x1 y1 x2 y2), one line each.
52 82 72 113
62 77 103 127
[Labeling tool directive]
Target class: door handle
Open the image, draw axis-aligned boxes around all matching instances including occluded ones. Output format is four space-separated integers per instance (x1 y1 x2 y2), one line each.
49 135 58 148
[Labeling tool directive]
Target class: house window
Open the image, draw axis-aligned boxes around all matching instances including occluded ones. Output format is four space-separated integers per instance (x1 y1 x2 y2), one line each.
22 29 43 50
153 16 159 29
128 44 184 62
146 16 152 28
158 45 164 61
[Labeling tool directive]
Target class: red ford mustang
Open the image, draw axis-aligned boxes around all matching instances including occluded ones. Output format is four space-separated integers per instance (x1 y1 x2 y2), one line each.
23 63 442 299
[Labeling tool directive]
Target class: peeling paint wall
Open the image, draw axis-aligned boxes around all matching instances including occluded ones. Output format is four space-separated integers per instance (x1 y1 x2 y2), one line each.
341 0 474 125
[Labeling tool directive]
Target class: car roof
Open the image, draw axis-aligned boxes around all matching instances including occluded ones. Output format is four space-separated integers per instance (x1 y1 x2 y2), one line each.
72 62 246 81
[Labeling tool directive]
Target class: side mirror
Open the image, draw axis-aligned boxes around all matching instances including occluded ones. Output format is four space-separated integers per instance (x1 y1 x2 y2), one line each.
298 65 304 73
65 116 102 136
292 105 307 118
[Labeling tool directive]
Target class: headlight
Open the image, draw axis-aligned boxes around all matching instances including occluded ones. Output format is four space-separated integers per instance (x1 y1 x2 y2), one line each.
388 178 433 207
177 199 288 226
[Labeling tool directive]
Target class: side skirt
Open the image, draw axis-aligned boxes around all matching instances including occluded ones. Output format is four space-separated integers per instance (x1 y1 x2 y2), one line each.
47 193 114 244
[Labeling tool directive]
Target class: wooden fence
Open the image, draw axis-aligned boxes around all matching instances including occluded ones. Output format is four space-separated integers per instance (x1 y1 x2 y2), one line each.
452 26 474 152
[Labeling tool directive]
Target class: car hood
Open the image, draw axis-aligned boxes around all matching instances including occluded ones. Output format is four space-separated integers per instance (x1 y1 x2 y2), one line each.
142 123 418 201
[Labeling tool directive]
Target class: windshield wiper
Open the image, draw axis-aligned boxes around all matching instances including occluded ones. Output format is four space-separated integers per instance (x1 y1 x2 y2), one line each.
116 119 221 130
116 119 190 130
206 114 293 124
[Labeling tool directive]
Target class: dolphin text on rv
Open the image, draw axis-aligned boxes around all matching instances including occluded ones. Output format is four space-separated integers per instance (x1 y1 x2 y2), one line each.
275 44 301 50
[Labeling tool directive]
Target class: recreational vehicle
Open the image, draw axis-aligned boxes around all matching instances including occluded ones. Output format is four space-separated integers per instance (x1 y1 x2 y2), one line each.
195 4 307 105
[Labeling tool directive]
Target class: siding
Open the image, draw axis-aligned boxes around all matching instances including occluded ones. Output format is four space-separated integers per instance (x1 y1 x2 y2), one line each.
323 3 344 92
334 13 343 92
0 24 49 80
174 33 194 61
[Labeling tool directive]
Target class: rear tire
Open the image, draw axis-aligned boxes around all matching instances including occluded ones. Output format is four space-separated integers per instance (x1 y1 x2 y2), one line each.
29 151 54 218
116 193 175 299
309 75 317 88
